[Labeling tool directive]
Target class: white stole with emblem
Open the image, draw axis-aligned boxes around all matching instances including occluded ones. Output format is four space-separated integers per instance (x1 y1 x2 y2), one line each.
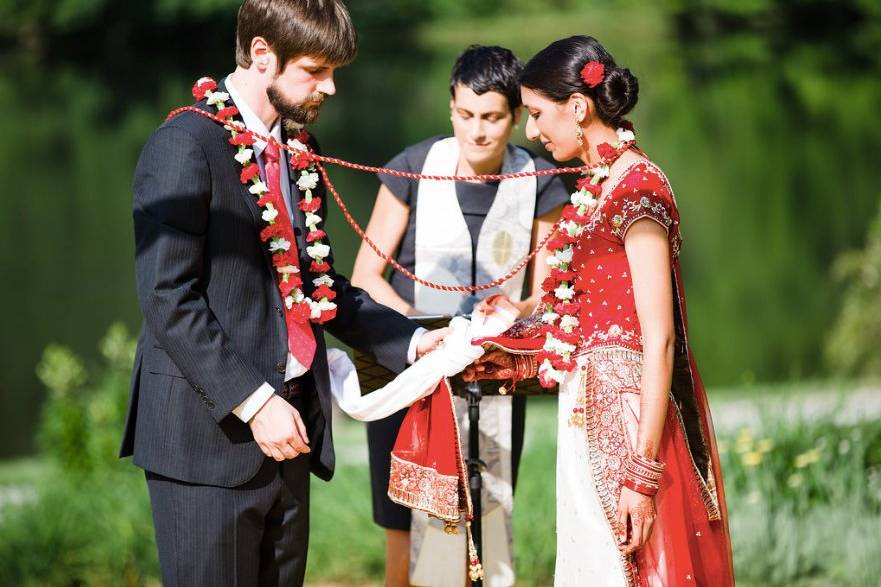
409 137 536 587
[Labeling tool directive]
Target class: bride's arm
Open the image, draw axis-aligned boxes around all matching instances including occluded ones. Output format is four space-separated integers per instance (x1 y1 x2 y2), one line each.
617 218 675 555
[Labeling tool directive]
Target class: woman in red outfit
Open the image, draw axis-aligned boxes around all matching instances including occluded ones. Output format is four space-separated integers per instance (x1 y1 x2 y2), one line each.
465 36 734 586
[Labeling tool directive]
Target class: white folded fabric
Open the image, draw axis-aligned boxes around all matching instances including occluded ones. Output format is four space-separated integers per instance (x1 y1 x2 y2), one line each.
328 306 516 422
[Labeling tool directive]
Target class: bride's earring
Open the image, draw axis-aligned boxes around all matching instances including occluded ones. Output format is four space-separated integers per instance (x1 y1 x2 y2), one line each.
574 106 585 145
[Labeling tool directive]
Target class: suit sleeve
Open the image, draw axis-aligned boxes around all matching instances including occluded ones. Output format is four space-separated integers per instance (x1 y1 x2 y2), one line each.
306 137 419 374
133 124 266 421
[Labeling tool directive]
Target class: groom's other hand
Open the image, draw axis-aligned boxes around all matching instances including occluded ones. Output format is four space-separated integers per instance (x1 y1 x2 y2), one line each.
249 395 311 461
415 327 450 360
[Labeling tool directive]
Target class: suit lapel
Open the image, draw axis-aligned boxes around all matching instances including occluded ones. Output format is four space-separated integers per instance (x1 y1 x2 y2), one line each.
216 79 279 282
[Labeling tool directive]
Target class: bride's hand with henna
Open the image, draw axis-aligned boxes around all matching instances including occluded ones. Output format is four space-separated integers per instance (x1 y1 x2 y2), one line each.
616 487 656 556
461 349 516 381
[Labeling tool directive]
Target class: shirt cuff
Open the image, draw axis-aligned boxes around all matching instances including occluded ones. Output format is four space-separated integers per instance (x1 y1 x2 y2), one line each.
407 327 428 365
233 382 276 423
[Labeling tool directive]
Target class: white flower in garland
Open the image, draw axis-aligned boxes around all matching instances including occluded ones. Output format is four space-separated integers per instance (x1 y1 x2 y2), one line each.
546 254 563 268
206 91 230 106
617 127 635 143
277 265 299 275
269 237 290 252
560 315 579 332
308 298 336 319
538 361 567 384
591 165 610 179
288 138 309 154
249 180 268 195
554 283 575 301
261 207 279 223
234 149 254 165
306 243 330 259
557 247 574 264
313 275 334 287
304 212 322 228
542 311 560 324
296 171 320 191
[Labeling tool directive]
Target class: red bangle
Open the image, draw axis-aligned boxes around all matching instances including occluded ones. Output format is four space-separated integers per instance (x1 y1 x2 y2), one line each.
622 477 659 497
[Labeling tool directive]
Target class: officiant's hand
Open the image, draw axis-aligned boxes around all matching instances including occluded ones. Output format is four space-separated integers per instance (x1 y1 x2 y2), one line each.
249 395 311 461
415 327 450 360
616 487 656 555
462 349 516 381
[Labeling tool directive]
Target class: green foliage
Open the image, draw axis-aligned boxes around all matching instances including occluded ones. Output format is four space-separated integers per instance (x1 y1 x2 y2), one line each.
826 200 881 376
721 418 881 586
0 323 157 586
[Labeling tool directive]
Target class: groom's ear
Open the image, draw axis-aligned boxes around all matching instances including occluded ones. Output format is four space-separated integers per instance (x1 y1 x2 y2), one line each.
250 36 274 74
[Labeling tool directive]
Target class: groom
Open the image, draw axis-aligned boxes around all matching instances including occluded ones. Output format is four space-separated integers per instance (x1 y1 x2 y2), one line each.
120 1 442 585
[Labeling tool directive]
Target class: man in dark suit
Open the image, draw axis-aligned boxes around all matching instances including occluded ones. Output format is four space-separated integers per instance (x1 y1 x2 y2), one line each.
120 1 443 584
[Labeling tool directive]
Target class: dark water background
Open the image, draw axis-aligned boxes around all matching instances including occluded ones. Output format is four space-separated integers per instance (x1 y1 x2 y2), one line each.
1 1 879 457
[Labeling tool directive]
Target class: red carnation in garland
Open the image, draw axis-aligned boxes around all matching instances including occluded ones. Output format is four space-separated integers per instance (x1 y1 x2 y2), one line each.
192 78 217 101
551 355 576 371
279 275 304 296
537 350 557 365
298 197 322 213
272 250 298 268
597 142 617 161
552 269 576 282
318 307 337 324
576 177 601 197
312 284 337 301
310 260 331 273
580 61 605 88
256 194 276 207
260 223 287 242
289 302 312 323
561 205 589 222
551 328 581 345
216 106 239 120
542 275 562 293
296 130 311 144
290 151 313 171
554 302 581 316
240 163 260 183
230 133 256 147
306 229 327 243
547 235 573 252
620 120 635 133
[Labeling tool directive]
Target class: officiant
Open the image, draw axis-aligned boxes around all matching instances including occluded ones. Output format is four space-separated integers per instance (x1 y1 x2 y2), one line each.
351 45 569 587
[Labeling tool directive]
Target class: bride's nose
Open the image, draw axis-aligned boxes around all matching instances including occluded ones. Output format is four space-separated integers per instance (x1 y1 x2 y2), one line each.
525 115 540 141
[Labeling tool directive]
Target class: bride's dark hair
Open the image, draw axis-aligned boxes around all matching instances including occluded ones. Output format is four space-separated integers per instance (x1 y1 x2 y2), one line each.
520 35 638 127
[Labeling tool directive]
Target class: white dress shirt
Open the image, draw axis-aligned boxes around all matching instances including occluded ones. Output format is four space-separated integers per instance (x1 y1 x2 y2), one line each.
224 74 424 422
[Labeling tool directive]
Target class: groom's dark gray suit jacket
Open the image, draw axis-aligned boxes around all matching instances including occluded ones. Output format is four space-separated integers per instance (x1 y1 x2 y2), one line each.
120 83 418 486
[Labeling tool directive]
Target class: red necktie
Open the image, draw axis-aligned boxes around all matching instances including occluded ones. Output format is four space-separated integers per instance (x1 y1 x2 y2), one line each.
264 140 316 369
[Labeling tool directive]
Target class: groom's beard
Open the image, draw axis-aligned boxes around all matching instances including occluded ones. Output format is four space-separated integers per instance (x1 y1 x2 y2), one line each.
267 84 325 125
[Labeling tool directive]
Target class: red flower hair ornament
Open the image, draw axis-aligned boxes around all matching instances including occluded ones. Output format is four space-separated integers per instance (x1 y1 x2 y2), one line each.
580 61 605 88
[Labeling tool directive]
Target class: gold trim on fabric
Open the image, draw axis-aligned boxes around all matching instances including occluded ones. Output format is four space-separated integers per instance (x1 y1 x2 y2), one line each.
388 454 461 522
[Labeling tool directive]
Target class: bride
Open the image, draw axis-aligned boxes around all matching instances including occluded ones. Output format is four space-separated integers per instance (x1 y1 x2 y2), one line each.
463 35 735 586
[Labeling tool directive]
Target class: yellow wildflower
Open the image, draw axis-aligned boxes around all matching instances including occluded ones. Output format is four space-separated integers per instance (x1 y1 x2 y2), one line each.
794 448 822 469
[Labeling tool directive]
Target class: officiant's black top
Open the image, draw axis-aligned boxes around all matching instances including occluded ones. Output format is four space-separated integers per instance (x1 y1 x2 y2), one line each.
366 135 568 531
378 135 570 305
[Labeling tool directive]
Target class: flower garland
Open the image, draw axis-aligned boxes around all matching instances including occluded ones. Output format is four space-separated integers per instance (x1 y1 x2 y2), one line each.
192 77 337 324
536 125 636 387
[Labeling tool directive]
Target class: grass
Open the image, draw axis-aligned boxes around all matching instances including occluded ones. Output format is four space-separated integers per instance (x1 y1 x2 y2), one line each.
2 393 880 586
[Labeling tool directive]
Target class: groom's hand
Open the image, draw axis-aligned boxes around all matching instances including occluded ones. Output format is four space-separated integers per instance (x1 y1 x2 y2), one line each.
415 327 450 360
249 395 311 461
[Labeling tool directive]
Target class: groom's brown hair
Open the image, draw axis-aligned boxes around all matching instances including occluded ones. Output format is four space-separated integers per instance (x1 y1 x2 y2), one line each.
236 0 357 70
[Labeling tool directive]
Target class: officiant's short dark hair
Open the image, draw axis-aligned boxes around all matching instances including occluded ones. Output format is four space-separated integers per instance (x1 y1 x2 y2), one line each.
236 0 357 70
450 45 523 112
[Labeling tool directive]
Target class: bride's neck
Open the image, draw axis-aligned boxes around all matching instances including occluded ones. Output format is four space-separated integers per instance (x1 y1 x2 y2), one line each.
580 124 620 165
